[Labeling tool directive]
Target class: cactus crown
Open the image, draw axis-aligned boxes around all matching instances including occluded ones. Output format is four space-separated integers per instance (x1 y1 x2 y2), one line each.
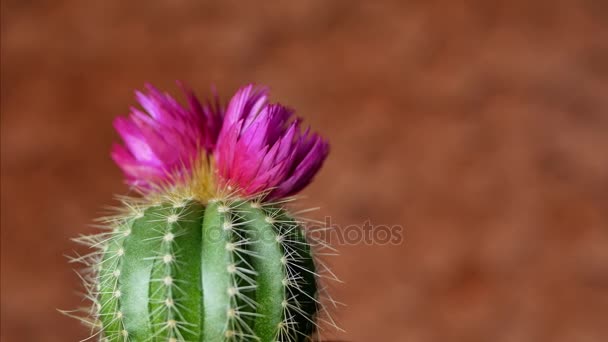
65 84 340 341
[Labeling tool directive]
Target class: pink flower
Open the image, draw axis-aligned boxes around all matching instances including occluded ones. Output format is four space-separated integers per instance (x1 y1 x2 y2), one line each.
111 83 223 188
215 84 329 199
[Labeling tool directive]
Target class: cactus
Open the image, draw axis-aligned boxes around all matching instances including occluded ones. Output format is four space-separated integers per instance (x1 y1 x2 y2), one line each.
66 83 339 341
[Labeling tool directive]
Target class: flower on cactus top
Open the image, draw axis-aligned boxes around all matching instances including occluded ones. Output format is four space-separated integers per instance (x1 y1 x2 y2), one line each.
215 84 329 199
111 83 223 188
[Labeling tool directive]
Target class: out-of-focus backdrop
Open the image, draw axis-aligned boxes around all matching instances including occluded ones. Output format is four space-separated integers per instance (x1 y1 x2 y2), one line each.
2 1 608 341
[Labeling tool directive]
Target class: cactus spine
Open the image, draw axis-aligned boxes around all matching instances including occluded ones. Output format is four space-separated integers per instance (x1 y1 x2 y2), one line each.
88 195 322 341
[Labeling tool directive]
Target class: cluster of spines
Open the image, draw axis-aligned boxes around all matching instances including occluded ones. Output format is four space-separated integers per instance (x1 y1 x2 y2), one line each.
266 208 318 342
203 199 260 341
147 201 201 342
97 215 131 341
66 192 342 342
212 197 343 341
65 203 142 341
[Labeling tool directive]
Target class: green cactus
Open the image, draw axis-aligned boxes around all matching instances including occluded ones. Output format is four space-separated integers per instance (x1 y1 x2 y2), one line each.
69 192 336 342
66 83 339 341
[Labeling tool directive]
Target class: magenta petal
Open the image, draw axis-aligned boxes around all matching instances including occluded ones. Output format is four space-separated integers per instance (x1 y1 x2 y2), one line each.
214 84 329 199
113 117 161 164
275 137 329 197
112 82 224 189
111 144 165 184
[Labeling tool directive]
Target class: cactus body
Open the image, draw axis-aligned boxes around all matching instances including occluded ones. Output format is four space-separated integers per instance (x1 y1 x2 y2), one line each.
97 198 318 342
68 83 338 341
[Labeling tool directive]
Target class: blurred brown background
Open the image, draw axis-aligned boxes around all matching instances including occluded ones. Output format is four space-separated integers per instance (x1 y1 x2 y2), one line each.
2 1 608 341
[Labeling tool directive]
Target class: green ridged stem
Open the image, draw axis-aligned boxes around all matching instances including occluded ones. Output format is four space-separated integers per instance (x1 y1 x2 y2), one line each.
148 201 205 341
97 199 318 342
201 200 246 340
275 210 318 338
120 205 168 339
235 202 288 341
98 218 132 340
